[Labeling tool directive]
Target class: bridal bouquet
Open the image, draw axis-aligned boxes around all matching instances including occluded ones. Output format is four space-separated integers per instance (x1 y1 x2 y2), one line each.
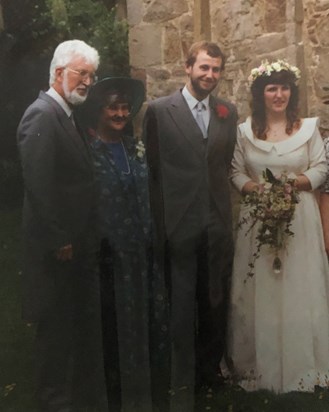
238 168 300 278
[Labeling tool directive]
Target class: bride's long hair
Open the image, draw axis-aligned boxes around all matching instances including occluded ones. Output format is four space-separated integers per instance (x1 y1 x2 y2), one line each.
250 71 301 140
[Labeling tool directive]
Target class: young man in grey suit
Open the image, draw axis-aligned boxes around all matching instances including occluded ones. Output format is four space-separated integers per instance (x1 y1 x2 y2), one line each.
143 41 238 411
17 40 108 412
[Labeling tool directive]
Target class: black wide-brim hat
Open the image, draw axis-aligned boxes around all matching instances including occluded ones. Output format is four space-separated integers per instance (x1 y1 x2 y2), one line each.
88 76 145 118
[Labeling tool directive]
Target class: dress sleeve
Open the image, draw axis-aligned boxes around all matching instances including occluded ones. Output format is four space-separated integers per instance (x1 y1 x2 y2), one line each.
320 137 329 193
230 125 252 193
303 122 327 190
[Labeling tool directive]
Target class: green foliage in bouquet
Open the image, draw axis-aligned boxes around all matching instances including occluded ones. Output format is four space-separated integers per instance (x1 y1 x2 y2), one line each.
238 168 300 279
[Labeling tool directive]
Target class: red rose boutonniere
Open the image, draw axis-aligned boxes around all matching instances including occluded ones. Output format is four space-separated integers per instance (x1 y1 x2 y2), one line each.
215 104 229 120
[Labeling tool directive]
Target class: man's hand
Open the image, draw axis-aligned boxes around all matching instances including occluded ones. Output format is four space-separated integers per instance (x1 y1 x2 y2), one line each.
56 244 73 261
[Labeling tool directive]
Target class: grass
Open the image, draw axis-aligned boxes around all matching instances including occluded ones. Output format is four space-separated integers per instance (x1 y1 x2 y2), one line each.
0 207 329 411
196 385 329 411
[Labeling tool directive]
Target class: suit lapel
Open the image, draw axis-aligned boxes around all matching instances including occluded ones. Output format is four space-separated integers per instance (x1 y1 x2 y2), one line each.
166 90 205 159
39 92 93 166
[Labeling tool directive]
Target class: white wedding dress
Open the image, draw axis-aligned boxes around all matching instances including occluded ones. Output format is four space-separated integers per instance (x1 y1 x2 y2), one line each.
227 117 329 393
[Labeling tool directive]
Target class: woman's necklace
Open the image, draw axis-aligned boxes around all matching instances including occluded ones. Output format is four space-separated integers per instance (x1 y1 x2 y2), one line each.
120 141 131 175
267 122 288 141
269 122 286 136
99 134 131 175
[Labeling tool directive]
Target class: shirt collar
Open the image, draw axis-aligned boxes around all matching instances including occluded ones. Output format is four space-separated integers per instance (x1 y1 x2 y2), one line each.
182 85 210 111
46 87 73 118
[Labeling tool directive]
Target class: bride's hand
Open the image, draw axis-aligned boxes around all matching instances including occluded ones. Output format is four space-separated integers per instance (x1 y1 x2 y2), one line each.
242 180 259 195
294 174 312 191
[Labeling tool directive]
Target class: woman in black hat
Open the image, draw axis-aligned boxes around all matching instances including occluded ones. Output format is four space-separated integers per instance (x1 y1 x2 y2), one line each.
81 77 169 412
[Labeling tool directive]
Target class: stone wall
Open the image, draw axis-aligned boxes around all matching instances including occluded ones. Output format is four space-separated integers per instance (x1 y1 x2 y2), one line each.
128 0 194 99
303 0 329 132
127 0 329 133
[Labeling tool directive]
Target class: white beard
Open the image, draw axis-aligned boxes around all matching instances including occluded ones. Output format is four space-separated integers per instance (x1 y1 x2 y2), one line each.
63 72 87 106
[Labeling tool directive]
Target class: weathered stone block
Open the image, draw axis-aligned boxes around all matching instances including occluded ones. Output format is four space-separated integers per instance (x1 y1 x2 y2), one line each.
144 0 188 23
230 41 254 62
130 67 147 83
254 33 287 54
247 45 298 70
237 15 263 41
171 66 187 77
314 0 329 12
308 31 319 45
295 0 304 23
265 0 286 32
313 53 329 99
129 25 162 67
212 7 231 42
316 17 329 47
147 78 184 99
127 0 144 26
164 23 182 63
180 14 193 32
315 106 329 132
147 68 171 80
181 34 194 58
307 18 317 28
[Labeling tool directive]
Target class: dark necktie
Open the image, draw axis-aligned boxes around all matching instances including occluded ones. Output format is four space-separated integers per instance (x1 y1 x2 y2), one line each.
69 113 76 128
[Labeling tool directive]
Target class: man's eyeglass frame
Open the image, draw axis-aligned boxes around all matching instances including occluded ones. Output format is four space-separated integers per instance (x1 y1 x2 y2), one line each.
65 67 98 83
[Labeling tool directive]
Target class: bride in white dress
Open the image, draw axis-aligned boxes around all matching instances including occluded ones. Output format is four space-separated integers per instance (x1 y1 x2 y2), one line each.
227 60 329 393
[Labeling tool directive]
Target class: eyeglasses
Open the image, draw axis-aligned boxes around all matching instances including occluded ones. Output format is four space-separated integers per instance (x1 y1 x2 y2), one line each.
65 67 98 83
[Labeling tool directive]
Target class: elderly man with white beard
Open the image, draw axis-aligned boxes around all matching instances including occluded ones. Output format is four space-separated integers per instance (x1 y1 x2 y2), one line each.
17 40 108 412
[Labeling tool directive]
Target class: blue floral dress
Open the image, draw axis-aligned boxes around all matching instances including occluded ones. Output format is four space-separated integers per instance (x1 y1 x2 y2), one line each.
90 135 169 412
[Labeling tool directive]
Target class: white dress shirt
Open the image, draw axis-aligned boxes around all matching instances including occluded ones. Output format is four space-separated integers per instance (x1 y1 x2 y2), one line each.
182 85 210 129
46 87 73 119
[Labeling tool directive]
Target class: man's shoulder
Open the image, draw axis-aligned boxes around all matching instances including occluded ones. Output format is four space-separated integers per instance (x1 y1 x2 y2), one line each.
23 91 56 115
148 90 181 109
18 92 62 136
22 93 67 128
211 95 236 110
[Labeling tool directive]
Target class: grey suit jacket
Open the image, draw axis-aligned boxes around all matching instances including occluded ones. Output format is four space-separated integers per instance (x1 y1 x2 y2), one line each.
17 91 98 320
144 89 237 245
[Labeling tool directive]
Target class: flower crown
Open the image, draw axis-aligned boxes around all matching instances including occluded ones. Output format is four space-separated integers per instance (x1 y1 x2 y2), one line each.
248 59 301 84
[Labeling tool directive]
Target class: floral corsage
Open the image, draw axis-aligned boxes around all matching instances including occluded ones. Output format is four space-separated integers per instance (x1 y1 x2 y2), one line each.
215 103 229 120
136 140 146 160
